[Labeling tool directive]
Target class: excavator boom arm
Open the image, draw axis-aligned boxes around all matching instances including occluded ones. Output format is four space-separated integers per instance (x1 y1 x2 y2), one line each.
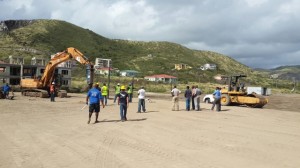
40 47 93 87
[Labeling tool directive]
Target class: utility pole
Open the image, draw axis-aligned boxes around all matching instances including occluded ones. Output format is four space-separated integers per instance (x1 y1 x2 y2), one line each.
20 63 23 82
107 59 111 99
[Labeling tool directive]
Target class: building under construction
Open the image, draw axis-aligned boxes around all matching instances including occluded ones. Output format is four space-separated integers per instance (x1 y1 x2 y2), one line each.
0 56 72 87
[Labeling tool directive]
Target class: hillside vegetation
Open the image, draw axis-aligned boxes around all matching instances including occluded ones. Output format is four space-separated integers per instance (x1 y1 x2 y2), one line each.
0 19 299 93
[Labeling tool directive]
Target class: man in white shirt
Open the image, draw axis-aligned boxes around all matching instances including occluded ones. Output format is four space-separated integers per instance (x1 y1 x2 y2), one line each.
171 85 181 111
137 86 146 113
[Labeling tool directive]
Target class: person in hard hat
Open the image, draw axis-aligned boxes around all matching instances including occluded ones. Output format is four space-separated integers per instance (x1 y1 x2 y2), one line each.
127 83 133 103
113 83 121 103
96 82 101 91
50 82 55 102
101 83 108 105
117 85 129 122
86 83 105 124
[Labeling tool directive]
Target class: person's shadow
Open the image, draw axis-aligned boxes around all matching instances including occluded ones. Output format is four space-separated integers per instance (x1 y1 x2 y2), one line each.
95 118 147 123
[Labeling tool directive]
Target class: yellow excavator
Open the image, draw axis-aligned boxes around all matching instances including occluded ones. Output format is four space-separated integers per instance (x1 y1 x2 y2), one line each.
220 74 268 108
21 47 94 98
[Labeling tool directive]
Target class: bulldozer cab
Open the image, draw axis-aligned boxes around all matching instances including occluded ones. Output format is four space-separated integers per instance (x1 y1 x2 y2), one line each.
227 74 247 92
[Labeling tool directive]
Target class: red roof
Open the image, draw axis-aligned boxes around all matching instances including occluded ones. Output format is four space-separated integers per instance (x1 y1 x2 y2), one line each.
144 74 177 79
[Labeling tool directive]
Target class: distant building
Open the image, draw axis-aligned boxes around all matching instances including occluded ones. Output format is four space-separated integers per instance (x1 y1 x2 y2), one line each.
0 56 72 86
31 57 47 66
95 67 115 76
0 21 8 31
200 63 217 70
94 58 112 69
9 56 24 64
144 74 177 83
174 63 192 70
51 54 73 68
120 70 139 77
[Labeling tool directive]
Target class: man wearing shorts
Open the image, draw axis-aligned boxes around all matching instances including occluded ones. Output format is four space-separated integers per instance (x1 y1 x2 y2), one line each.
86 83 105 124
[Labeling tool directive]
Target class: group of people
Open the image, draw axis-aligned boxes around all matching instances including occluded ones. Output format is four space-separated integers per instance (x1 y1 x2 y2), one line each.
171 85 202 111
86 83 146 124
171 85 222 112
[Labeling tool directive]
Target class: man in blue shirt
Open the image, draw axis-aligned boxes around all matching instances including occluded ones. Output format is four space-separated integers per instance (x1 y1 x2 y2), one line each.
2 83 11 99
211 87 221 112
86 83 105 124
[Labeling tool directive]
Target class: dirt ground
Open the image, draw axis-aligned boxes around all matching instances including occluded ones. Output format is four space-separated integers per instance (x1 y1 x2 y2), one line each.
263 94 300 112
0 92 299 168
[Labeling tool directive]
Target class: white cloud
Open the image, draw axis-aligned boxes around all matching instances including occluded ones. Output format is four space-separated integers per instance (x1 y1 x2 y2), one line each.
244 0 268 7
0 0 299 68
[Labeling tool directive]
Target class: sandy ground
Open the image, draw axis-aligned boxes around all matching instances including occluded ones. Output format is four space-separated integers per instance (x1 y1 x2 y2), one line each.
0 93 300 168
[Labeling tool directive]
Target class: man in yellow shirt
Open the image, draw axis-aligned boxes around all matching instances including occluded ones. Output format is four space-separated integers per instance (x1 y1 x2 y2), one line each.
101 83 108 105
114 83 121 103
127 83 133 102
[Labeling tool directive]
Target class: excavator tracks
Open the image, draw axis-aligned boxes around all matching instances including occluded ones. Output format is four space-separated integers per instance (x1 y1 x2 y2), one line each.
21 89 49 98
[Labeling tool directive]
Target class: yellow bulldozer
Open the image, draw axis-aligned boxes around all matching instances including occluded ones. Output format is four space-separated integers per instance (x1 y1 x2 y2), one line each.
220 74 268 108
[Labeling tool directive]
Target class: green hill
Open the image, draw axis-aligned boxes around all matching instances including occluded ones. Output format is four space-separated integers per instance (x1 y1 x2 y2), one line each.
0 19 294 91
0 20 252 80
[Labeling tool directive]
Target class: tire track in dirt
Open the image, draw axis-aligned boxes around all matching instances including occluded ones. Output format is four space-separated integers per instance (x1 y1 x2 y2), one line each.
147 109 294 167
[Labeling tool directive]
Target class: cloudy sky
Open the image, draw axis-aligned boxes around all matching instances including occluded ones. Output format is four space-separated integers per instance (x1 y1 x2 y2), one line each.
1 0 299 69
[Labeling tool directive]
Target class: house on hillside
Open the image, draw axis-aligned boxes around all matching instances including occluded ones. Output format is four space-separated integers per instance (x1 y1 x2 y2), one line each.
200 63 217 70
174 63 192 70
120 70 139 77
144 74 177 83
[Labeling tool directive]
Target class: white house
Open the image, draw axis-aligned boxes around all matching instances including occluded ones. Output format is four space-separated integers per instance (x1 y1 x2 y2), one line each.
200 63 217 70
144 74 177 83
120 70 139 77
95 67 114 76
